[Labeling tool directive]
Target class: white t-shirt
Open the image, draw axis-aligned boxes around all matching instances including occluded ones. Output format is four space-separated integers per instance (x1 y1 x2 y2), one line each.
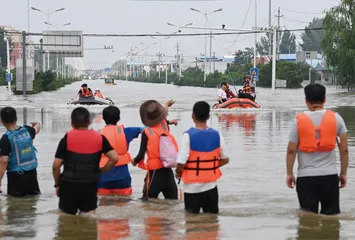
176 131 229 194
218 88 227 99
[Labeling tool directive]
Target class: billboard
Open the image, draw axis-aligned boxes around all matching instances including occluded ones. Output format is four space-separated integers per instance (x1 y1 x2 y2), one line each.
43 31 84 57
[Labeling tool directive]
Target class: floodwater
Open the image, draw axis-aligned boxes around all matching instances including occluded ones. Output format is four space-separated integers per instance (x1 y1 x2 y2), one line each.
0 80 354 240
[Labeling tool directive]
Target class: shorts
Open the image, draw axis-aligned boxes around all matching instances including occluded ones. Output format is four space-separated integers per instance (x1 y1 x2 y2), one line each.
98 187 132 196
59 181 98 215
7 169 41 197
142 168 178 199
296 174 340 215
184 186 219 214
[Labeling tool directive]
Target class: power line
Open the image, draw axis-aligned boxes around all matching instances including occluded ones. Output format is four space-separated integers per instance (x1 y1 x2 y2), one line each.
284 16 311 24
282 8 325 15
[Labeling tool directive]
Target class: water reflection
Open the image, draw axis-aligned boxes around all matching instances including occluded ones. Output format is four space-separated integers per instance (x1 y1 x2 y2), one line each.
185 214 220 240
334 106 355 146
97 197 131 239
144 216 175 239
54 215 98 240
217 113 257 136
3 196 39 238
296 214 340 240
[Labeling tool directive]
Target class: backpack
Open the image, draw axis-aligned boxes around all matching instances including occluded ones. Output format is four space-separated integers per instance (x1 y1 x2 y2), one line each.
159 135 178 168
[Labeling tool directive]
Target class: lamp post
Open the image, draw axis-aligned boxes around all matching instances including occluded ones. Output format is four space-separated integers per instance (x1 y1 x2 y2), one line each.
31 7 65 71
167 22 193 81
190 8 222 83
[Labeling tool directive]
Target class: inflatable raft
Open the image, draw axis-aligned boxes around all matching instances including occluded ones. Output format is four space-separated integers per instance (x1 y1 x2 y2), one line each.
68 96 114 105
212 98 260 109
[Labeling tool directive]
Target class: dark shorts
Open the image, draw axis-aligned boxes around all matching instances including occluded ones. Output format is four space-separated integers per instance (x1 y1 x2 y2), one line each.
296 174 340 215
59 181 98 215
184 186 219 214
142 168 178 200
7 169 41 197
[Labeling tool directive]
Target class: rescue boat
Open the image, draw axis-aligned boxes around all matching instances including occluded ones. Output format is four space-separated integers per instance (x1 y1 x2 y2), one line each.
105 78 116 85
68 96 114 105
212 98 260 109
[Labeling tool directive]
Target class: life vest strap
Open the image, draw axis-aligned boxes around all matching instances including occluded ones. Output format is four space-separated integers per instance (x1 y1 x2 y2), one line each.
185 157 219 176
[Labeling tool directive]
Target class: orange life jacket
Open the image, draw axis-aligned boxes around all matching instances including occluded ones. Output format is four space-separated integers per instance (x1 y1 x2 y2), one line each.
182 128 222 183
99 125 131 168
297 110 337 153
138 120 178 171
95 92 104 98
81 88 91 96
243 85 252 94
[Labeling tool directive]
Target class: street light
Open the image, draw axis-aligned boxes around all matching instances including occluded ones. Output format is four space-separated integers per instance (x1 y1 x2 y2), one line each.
31 7 66 30
44 22 71 29
190 8 223 83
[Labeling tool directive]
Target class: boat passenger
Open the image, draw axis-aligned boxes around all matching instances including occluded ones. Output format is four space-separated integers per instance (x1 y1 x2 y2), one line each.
94 89 104 98
52 107 118 215
131 100 179 200
286 83 348 215
175 101 229 214
0 107 41 197
225 84 237 99
97 106 145 196
238 75 255 101
218 82 228 104
78 83 93 97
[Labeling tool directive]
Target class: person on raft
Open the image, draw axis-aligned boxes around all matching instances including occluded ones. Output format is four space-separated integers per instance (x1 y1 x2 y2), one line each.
94 89 104 98
78 84 93 98
225 84 237 99
238 74 256 102
218 82 228 104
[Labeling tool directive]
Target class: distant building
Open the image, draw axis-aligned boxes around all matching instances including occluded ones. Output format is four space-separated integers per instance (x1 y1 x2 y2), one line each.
296 51 321 63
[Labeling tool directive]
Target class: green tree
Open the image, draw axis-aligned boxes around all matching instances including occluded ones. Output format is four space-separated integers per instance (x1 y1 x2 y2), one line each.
256 35 270 55
234 47 254 65
300 18 325 53
0 28 13 69
279 30 296 54
321 0 355 90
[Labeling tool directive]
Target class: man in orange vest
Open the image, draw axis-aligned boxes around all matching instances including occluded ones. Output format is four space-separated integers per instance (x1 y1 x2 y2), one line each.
286 83 348 215
131 100 179 200
78 83 93 98
98 106 145 196
175 101 230 214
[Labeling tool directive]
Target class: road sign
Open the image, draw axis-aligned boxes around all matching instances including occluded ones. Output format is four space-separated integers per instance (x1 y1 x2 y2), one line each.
105 67 110 72
249 67 259 82
5 73 12 82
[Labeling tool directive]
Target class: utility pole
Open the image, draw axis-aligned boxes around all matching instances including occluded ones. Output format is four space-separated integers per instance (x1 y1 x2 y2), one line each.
275 7 283 59
195 57 198 68
157 52 164 79
268 0 272 56
209 31 212 74
213 52 216 72
176 42 181 81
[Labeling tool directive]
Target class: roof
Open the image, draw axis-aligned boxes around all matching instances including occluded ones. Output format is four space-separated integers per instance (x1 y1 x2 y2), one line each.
279 54 296 60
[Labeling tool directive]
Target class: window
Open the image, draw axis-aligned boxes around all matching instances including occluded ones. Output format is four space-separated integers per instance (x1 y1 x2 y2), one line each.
306 52 311 59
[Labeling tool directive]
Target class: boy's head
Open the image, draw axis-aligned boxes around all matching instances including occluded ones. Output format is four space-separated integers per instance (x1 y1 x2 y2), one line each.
0 107 17 126
192 101 210 123
81 83 88 90
71 107 90 129
102 106 120 125
221 82 227 91
304 83 326 106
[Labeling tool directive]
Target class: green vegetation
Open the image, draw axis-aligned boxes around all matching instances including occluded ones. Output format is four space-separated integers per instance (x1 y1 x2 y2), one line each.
321 0 355 90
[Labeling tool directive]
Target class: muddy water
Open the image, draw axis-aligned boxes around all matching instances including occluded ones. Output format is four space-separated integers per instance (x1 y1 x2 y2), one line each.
0 81 354 239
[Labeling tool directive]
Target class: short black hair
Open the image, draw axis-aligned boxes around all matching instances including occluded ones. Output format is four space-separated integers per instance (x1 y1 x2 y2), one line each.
71 107 90 128
193 101 210 122
0 107 17 124
221 82 227 86
81 83 88 87
103 106 120 125
304 83 326 104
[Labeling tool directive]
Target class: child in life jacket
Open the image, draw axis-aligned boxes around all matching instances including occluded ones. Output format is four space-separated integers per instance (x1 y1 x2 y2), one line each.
0 107 41 196
97 106 145 196
131 100 179 200
175 101 230 214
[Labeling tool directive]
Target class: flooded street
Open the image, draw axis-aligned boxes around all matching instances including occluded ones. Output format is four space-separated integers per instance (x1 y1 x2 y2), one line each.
0 80 354 239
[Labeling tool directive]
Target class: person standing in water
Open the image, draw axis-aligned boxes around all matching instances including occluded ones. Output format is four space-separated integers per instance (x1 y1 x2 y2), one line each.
52 107 118 215
98 106 145 196
0 107 41 197
175 101 229 214
286 83 348 215
132 100 179 200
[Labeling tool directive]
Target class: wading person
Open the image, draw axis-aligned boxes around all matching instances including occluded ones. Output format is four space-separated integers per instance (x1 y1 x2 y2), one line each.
0 107 41 197
175 101 229 214
286 83 348 215
98 106 145 196
132 100 179 200
52 107 118 215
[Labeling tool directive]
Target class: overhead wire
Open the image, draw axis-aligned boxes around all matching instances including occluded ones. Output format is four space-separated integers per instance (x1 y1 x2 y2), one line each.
281 8 325 15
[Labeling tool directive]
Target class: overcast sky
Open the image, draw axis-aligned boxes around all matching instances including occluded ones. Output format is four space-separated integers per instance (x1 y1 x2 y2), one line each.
2 0 339 69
